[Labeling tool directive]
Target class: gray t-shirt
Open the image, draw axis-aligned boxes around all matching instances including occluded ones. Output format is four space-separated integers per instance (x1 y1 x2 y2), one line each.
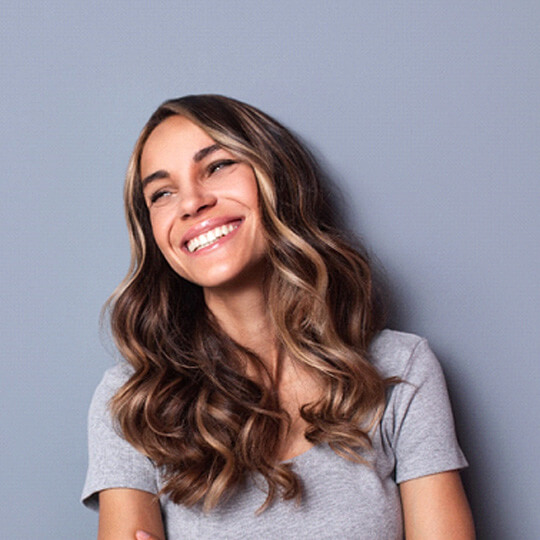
82 330 468 539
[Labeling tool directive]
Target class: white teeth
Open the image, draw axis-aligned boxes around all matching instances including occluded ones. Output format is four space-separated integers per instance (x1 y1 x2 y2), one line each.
186 223 239 253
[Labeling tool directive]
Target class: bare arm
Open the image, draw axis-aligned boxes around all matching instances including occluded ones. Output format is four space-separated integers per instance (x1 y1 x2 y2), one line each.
400 470 474 539
97 488 165 540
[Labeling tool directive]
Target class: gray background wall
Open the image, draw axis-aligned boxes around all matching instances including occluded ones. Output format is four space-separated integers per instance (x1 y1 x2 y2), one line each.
1 2 538 538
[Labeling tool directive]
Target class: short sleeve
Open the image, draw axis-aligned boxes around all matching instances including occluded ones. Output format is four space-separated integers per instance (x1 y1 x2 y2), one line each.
389 338 468 484
81 364 158 511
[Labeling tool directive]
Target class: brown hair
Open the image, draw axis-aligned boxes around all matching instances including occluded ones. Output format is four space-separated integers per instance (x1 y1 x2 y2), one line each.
108 95 392 511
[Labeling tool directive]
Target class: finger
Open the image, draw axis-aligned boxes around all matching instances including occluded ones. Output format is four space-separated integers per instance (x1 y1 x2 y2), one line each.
135 531 156 540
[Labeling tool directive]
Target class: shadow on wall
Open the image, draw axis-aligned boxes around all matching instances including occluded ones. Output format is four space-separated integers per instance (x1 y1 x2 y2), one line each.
297 135 391 325
434 352 506 540
307 141 504 540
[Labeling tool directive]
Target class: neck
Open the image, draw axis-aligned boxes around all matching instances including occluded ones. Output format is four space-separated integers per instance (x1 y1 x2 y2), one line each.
204 278 278 367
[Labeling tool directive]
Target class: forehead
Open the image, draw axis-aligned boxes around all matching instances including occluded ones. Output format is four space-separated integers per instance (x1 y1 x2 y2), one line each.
140 115 215 172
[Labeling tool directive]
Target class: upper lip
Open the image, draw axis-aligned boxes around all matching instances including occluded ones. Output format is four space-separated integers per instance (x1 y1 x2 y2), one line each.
180 216 244 247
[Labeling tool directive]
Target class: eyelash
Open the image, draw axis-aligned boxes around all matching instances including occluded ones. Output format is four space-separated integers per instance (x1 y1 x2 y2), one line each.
207 159 237 175
150 190 170 204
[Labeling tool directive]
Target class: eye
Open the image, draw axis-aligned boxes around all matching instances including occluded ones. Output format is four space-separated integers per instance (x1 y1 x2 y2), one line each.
149 189 171 204
207 159 237 175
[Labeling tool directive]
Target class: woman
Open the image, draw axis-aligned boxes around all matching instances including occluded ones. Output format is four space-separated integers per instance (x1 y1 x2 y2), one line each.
82 95 474 539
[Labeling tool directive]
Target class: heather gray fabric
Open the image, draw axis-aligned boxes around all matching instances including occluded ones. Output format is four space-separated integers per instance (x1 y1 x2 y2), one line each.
82 330 467 539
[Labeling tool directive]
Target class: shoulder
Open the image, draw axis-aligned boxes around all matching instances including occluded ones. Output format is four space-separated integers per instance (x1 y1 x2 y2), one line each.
93 362 134 397
88 362 134 423
83 362 159 510
100 362 134 388
372 330 469 481
368 329 436 381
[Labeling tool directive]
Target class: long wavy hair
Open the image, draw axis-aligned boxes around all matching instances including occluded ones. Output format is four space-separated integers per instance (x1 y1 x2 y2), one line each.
108 94 392 512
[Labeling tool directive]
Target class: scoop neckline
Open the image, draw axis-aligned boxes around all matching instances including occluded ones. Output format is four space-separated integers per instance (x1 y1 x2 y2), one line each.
281 443 323 464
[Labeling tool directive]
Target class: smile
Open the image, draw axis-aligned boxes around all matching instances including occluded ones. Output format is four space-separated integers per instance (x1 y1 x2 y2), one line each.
186 223 240 253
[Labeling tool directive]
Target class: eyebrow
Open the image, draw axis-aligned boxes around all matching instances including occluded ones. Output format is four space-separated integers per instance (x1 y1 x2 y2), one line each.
141 170 169 190
193 143 221 163
141 144 222 189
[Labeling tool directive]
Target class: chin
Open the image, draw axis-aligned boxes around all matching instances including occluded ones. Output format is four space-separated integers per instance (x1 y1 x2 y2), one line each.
188 261 267 291
176 266 242 290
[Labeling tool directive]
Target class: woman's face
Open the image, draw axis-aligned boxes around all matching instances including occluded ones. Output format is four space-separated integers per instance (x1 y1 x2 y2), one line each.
140 115 268 291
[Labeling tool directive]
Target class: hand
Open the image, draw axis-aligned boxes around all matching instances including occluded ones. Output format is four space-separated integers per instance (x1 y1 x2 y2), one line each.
135 530 162 540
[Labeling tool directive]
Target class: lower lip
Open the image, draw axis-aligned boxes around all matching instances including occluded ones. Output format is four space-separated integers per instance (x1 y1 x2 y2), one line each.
182 220 243 256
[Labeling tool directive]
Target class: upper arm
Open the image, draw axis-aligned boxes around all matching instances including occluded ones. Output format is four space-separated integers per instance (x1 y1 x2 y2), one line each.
400 470 475 540
98 488 165 540
391 339 468 484
82 367 160 512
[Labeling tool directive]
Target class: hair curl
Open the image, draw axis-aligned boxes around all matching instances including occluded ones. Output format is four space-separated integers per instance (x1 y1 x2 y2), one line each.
108 95 393 512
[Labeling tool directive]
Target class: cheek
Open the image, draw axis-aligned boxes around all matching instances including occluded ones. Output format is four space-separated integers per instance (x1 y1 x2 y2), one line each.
149 213 174 252
247 178 260 208
230 167 260 206
149 214 162 242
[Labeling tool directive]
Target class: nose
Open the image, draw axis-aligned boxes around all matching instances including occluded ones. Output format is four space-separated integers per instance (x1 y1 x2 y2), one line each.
177 184 217 219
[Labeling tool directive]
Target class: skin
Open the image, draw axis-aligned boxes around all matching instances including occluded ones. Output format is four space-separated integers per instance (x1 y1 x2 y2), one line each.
97 116 475 539
98 489 164 540
400 471 475 539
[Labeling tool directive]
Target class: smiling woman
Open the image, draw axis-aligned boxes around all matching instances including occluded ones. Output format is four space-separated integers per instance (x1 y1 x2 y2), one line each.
139 115 266 291
82 95 474 539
